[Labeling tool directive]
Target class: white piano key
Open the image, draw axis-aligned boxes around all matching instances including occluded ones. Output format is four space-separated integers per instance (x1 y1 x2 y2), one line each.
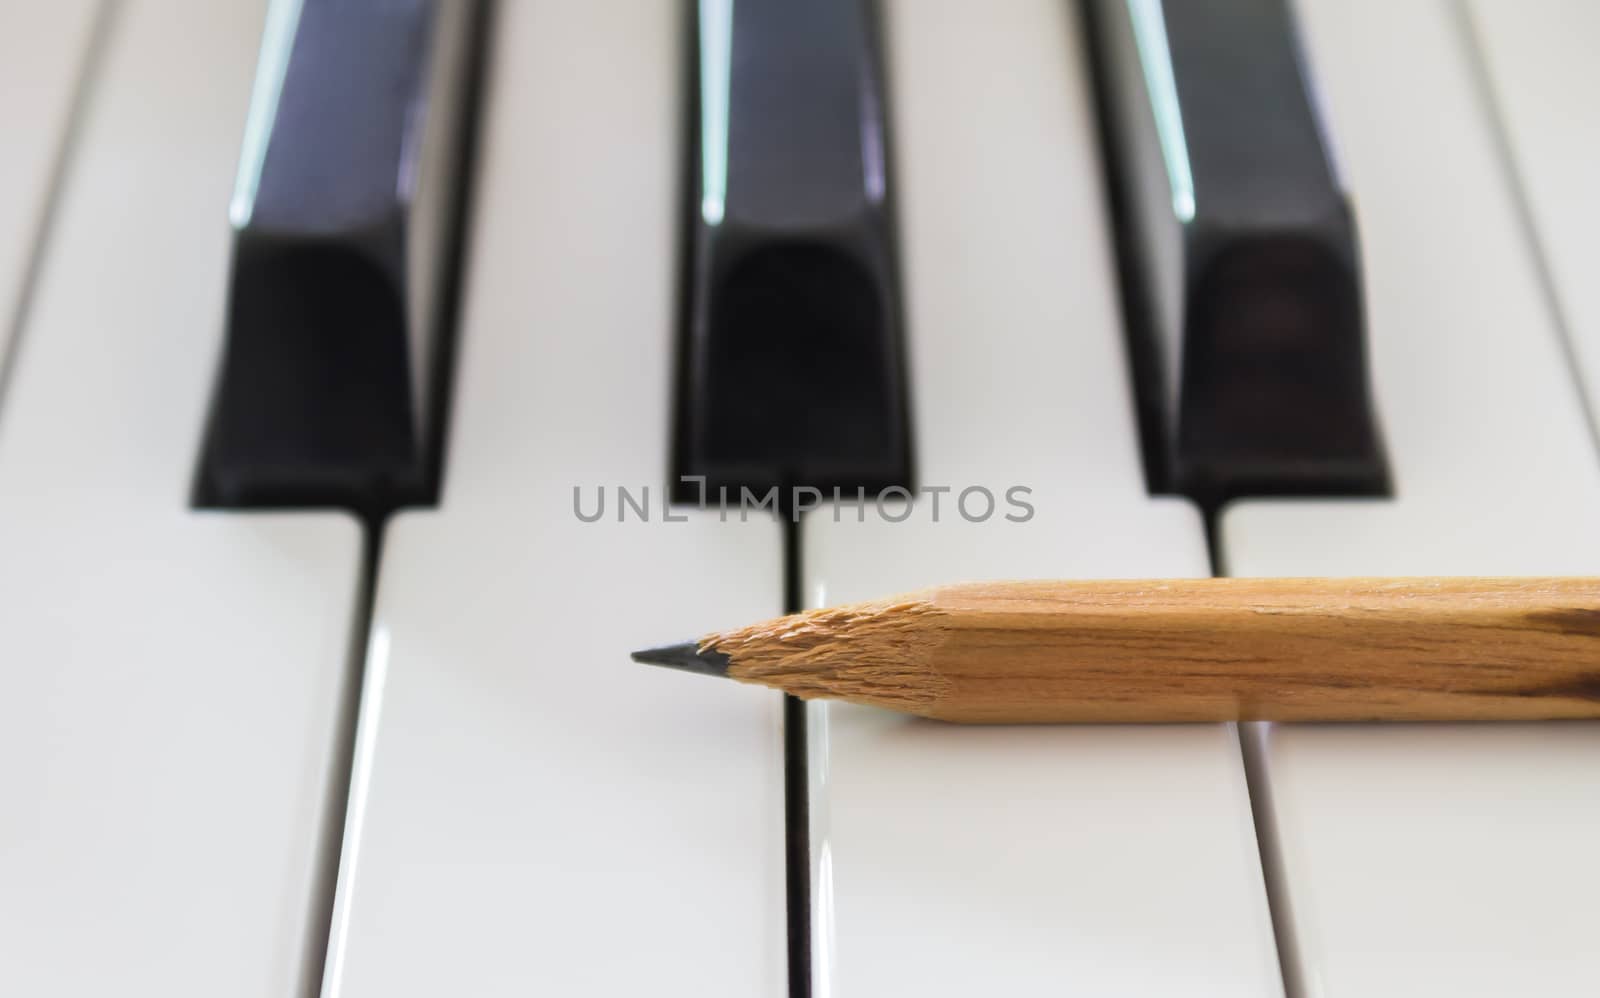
1222 1 1600 993
318 2 787 995
1466 0 1600 444
0 1 101 373
801 1 1282 994
0 2 362 995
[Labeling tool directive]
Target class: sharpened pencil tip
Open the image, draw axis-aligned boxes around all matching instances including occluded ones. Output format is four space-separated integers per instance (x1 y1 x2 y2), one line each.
630 641 731 678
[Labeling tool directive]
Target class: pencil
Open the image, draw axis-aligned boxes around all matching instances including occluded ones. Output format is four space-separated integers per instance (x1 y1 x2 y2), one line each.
631 577 1600 723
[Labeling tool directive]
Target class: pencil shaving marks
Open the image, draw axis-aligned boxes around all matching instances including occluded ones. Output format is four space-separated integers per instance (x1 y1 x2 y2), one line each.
704 598 954 710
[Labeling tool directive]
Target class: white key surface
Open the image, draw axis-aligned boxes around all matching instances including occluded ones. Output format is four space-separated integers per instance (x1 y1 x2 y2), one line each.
1223 1 1600 994
801 2 1282 994
0 1 101 372
1466 0 1600 444
318 3 788 995
0 2 363 995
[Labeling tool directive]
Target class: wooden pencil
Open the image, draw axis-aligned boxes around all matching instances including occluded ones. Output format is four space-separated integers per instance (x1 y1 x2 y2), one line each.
631 577 1600 723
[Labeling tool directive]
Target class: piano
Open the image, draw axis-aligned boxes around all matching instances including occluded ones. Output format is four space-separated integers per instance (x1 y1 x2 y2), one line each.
2 1 1598 995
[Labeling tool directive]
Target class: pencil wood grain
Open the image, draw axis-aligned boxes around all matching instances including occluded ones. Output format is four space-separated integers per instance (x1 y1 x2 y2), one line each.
699 577 1600 722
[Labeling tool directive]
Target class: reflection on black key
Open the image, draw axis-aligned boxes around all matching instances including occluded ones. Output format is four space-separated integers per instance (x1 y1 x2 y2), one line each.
196 0 486 511
1084 0 1389 507
674 0 912 503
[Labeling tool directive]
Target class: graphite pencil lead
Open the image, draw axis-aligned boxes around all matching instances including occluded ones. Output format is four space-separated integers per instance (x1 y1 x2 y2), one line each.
630 641 731 678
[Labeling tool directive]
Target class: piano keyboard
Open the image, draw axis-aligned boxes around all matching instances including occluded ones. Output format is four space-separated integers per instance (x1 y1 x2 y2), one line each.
0 2 99 376
1 1 1597 996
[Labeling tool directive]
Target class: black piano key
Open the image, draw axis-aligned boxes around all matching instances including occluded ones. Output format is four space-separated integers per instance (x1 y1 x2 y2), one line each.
1084 0 1390 508
195 0 486 511
673 0 912 503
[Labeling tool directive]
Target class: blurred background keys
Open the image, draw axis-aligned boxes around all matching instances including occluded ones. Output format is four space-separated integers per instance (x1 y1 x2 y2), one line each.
675 0 912 502
196 0 484 512
1085 0 1389 508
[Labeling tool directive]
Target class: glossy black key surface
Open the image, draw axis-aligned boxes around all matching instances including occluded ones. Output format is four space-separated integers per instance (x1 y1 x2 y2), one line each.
1084 0 1389 507
196 0 485 511
674 0 912 503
